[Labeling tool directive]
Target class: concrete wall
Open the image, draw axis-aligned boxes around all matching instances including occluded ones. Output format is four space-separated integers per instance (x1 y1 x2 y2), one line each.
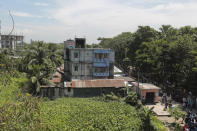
109 51 115 62
70 49 93 62
109 63 114 79
64 48 115 81
71 62 93 76
140 89 160 103
73 87 124 97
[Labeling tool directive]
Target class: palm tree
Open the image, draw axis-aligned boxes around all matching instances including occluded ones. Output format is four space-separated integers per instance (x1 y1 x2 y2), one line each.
22 41 63 93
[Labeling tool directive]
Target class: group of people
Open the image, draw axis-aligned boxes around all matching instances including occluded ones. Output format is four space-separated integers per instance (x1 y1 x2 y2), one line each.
182 91 197 131
182 91 197 111
161 91 197 130
183 110 197 131
161 93 173 110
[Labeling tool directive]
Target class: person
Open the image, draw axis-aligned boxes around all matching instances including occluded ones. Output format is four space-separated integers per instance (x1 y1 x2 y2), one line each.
183 124 189 131
183 101 185 109
164 102 168 111
168 102 173 109
142 96 145 105
183 96 187 103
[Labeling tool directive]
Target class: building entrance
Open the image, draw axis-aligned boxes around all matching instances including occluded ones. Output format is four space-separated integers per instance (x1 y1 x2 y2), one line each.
146 92 155 103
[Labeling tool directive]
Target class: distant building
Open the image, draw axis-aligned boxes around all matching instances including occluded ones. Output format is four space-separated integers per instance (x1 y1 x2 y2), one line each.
0 35 24 50
64 38 115 81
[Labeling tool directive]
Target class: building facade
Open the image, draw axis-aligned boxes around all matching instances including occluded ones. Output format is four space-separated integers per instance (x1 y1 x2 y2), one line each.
64 38 115 81
0 35 24 50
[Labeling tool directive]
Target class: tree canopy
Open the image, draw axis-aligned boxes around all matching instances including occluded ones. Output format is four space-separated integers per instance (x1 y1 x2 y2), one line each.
98 25 197 93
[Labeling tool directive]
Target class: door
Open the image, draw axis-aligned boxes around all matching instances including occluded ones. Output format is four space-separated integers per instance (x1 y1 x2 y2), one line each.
146 92 155 103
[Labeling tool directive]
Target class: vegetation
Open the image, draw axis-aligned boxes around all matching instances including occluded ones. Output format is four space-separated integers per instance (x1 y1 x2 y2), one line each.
19 41 63 94
97 25 197 92
168 106 186 131
0 71 166 130
40 98 143 131
2 26 190 130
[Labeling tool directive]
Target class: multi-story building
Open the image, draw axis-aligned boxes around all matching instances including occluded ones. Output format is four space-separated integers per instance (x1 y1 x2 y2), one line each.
64 38 114 81
0 35 24 50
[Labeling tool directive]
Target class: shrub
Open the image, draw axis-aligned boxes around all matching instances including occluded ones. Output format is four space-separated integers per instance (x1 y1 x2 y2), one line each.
168 106 186 123
0 94 48 131
150 115 168 131
103 92 119 101
124 91 138 106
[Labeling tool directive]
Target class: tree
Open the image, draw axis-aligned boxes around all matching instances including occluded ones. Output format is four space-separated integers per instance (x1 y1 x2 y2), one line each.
21 41 63 94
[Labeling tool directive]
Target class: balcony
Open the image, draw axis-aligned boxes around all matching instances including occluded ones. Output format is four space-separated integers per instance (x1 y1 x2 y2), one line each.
94 49 110 53
93 58 109 67
93 72 109 77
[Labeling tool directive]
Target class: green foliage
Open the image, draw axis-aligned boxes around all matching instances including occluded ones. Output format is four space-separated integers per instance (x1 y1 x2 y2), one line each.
137 107 155 130
124 91 138 106
0 73 48 130
40 98 143 131
0 74 167 131
0 72 26 104
103 92 120 101
0 94 47 131
20 41 63 93
168 106 186 123
167 106 186 131
98 25 197 90
150 116 168 131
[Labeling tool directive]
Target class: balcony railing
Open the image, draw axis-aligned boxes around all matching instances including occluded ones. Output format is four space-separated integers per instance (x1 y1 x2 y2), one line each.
93 72 109 77
94 49 110 53
93 58 109 67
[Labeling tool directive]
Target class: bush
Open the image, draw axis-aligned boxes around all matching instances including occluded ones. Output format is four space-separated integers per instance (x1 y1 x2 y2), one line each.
168 106 186 123
150 115 168 131
0 93 48 130
124 91 138 106
103 92 119 101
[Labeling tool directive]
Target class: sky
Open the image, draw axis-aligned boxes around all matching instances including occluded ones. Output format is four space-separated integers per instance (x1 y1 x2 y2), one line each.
0 0 197 44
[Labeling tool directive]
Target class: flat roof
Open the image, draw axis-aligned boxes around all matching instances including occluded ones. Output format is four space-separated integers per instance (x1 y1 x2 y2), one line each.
131 82 160 90
114 76 136 82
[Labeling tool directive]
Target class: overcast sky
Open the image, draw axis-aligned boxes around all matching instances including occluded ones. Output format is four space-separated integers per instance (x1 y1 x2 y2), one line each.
0 0 197 43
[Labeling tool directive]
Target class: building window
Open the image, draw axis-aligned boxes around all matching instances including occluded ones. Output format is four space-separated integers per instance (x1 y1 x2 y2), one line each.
95 67 107 73
74 52 78 58
74 65 78 72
